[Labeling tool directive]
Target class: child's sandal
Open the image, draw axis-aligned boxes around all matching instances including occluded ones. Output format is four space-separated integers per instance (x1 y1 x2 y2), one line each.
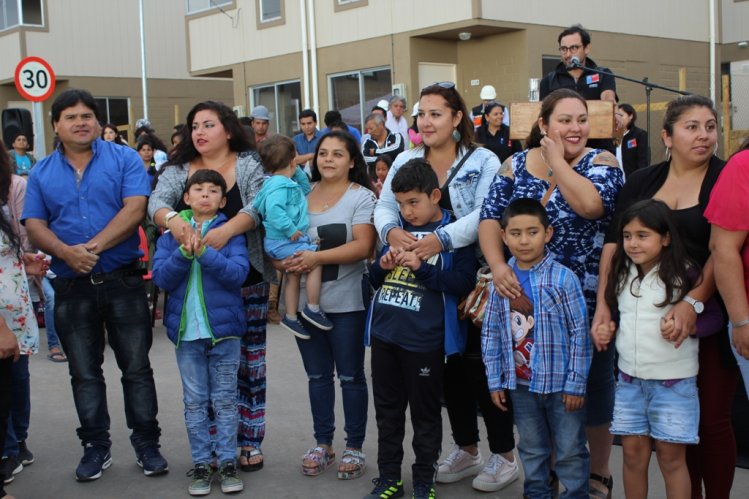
301 446 335 476
337 449 365 480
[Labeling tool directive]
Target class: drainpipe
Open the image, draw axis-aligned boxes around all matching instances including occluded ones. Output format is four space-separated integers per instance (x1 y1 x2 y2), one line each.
299 0 310 109
307 0 319 116
709 0 716 104
139 0 148 119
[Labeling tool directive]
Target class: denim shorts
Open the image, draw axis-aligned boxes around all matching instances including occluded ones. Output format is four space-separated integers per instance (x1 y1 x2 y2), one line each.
610 373 700 444
264 235 317 260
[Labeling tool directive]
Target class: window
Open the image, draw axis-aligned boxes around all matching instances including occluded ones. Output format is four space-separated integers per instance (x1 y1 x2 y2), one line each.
329 67 392 132
95 97 131 140
186 0 232 14
250 80 301 137
334 0 367 12
0 0 43 31
259 0 281 22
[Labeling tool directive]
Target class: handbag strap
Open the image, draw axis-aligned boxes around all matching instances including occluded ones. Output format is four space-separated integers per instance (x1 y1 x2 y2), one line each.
444 146 476 187
540 178 557 207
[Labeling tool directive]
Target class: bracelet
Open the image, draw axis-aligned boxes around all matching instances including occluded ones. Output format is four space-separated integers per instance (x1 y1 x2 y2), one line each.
731 318 749 329
163 210 179 228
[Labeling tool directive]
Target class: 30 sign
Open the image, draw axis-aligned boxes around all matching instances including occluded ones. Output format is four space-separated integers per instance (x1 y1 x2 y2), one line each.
14 56 56 102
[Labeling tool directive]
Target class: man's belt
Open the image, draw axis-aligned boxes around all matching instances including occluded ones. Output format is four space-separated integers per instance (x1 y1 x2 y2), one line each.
58 262 146 285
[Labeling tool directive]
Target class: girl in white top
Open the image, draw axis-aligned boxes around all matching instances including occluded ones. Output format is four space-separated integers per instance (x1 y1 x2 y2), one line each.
594 198 699 499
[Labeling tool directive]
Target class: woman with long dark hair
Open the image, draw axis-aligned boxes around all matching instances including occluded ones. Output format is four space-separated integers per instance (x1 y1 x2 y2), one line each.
475 102 522 163
148 100 273 473
279 131 376 480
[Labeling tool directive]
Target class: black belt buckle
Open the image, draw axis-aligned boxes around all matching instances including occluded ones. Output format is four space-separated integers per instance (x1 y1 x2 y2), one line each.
90 273 105 285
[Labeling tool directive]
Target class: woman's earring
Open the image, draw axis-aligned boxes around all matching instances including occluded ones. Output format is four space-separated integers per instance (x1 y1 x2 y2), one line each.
452 128 461 143
713 143 719 156
665 147 671 162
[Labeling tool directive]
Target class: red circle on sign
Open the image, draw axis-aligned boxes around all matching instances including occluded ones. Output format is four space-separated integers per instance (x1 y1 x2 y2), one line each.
14 56 56 102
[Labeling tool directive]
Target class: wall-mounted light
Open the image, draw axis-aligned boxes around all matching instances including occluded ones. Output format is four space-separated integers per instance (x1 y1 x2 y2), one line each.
739 41 748 49
458 32 471 41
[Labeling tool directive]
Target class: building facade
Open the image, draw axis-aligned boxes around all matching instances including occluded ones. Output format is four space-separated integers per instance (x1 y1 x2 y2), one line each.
0 0 233 153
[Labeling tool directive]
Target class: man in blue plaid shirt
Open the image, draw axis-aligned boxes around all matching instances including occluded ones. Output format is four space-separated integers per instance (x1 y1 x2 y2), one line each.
480 198 592 499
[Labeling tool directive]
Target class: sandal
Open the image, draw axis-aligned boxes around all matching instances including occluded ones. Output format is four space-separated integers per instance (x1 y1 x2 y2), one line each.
301 446 335 476
47 350 67 363
239 447 263 472
589 473 613 499
337 449 365 480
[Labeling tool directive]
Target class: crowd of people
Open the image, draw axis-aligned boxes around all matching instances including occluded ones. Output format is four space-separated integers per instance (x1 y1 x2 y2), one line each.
1 23 748 499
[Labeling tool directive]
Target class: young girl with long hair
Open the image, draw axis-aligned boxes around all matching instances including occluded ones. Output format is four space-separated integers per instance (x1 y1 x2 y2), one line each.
595 199 700 499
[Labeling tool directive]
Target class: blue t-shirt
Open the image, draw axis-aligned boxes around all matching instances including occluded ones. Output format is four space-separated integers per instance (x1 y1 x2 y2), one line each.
511 262 536 382
13 153 32 176
21 139 151 278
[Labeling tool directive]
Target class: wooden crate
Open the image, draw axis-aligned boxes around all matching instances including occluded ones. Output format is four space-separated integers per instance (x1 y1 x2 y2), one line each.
509 100 615 140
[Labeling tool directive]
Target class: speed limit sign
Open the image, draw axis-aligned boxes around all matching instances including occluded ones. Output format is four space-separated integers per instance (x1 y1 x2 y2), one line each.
14 56 56 102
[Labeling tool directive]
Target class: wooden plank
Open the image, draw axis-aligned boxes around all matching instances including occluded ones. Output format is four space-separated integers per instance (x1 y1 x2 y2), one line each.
509 100 615 140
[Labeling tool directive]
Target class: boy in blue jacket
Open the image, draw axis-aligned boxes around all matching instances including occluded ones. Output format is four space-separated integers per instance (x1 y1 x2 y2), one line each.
152 169 249 496
364 159 476 499
252 134 332 340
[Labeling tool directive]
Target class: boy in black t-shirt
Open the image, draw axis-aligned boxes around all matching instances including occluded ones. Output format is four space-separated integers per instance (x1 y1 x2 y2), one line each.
364 159 476 499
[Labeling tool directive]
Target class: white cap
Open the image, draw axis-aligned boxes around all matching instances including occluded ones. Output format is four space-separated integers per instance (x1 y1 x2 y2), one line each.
479 85 497 100
411 103 419 117
376 99 389 111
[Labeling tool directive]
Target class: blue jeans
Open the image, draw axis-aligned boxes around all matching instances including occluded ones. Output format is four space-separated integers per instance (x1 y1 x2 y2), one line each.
176 338 240 464
42 277 61 351
3 355 29 457
512 386 590 499
54 274 161 451
295 311 368 448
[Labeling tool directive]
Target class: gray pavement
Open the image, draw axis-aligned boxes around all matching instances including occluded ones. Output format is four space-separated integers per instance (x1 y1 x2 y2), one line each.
7 320 749 498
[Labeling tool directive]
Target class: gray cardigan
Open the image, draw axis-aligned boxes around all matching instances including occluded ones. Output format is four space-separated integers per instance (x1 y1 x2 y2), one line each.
148 151 275 283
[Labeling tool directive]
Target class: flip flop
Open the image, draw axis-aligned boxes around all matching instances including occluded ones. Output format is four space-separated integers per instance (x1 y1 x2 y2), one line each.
47 351 67 363
239 448 263 472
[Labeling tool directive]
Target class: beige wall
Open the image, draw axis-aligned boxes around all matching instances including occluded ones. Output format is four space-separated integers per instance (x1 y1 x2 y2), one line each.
481 0 710 42
1 0 217 82
721 0 749 44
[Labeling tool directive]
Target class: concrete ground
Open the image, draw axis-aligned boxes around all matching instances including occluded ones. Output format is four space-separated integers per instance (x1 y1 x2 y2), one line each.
6 320 749 498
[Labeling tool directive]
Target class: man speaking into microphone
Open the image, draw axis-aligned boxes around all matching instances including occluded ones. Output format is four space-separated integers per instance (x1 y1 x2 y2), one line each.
540 24 616 103
540 25 617 154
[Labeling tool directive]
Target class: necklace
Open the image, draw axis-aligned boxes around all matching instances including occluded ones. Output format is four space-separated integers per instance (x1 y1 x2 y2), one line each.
319 182 351 210
539 151 553 177
201 154 233 171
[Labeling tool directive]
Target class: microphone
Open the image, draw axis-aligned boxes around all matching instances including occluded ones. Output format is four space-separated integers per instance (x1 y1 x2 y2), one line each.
568 56 581 70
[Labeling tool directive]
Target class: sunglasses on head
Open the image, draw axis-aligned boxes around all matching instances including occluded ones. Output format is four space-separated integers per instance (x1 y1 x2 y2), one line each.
423 81 456 91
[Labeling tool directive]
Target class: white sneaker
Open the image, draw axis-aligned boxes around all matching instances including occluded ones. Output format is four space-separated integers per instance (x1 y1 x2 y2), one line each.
472 453 520 492
436 444 483 484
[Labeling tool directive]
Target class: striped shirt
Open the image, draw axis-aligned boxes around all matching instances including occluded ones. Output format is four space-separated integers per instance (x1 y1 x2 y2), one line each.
481 252 592 396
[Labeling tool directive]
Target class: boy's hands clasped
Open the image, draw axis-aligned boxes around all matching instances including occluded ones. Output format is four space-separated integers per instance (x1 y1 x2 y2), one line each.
379 247 422 271
182 224 206 258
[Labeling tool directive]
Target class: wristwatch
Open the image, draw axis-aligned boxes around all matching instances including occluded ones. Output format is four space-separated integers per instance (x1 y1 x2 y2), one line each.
683 295 704 314
164 210 179 227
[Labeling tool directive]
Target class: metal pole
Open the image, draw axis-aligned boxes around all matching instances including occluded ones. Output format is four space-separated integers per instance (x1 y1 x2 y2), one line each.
307 0 319 117
139 0 149 119
299 0 310 110
32 102 46 159
709 0 716 104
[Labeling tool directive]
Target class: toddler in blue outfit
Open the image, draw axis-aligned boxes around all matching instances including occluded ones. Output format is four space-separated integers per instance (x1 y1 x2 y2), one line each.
253 135 332 339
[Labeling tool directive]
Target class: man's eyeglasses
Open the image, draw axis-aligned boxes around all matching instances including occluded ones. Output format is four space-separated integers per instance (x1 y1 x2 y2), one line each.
558 45 582 54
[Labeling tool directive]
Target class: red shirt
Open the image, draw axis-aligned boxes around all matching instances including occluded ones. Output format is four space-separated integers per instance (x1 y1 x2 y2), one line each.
705 149 749 296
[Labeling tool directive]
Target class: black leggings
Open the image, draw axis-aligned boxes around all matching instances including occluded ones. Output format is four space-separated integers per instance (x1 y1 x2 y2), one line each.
443 325 515 454
0 357 12 498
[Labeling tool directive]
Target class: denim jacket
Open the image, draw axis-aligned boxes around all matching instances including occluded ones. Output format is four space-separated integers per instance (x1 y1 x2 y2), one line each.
374 146 499 250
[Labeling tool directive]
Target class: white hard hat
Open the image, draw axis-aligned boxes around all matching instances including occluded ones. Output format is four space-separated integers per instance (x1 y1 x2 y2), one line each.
479 85 497 100
411 103 419 117
250 105 271 121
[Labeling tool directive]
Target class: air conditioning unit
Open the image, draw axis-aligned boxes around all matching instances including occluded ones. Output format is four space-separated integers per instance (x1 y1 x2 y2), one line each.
391 83 406 97
232 105 245 117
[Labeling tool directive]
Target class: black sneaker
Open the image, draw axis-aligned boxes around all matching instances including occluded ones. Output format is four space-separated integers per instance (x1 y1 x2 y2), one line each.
0 456 23 484
364 477 404 499
412 480 436 499
17 441 34 466
75 443 112 481
136 445 169 476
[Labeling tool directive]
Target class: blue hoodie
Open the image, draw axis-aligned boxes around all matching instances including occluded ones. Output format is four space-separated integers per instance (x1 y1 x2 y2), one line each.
252 166 311 240
365 209 477 355
152 211 249 346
